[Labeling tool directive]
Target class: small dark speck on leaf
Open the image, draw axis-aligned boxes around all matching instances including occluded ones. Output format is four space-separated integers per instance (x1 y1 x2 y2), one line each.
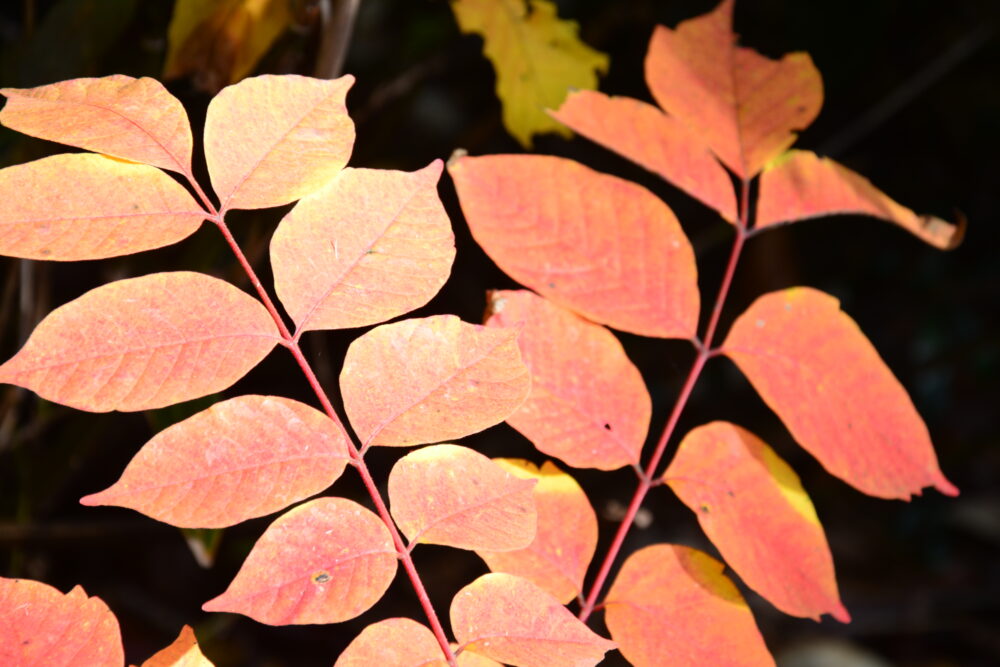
603 423 612 431
699 505 710 513
312 572 331 584
548 282 556 289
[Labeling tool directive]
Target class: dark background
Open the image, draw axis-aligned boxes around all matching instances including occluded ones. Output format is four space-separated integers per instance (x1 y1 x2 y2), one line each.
0 1 997 665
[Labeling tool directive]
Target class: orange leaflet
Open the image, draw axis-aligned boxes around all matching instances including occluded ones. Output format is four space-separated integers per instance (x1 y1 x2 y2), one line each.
550 90 737 222
202 497 396 625
476 459 597 604
665 422 848 622
756 149 963 250
604 544 773 667
449 154 699 339
204 74 355 211
81 395 351 529
722 287 958 500
0 577 123 666
340 314 530 448
0 75 193 174
388 444 537 551
271 161 455 332
0 272 280 412
0 153 205 261
140 625 213 667
485 290 650 469
335 618 446 667
645 0 822 179
451 573 615 667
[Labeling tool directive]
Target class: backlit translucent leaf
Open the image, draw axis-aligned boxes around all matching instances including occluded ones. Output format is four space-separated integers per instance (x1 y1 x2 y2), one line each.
204 74 355 211
722 288 958 499
335 618 446 667
140 625 213 667
0 75 193 173
0 577 123 667
451 573 615 667
485 290 649 469
81 395 351 528
271 161 454 332
449 154 698 338
604 544 773 667
452 0 608 147
0 272 280 412
550 89 737 221
202 497 396 625
476 459 597 603
645 0 822 178
389 444 536 551
341 315 530 448
756 150 963 250
0 153 205 261
666 422 848 622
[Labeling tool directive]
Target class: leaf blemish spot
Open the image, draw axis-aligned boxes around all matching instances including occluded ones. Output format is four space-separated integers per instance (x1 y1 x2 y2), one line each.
312 571 331 584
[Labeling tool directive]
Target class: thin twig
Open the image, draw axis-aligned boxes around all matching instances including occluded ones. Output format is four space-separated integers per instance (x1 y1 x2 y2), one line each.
314 0 361 79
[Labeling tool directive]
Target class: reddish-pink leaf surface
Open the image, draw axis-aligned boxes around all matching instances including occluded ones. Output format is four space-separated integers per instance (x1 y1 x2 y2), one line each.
271 161 455 332
756 150 963 250
140 625 213 667
0 271 280 412
550 89 737 221
0 75 194 173
476 459 597 604
81 395 351 528
449 153 699 338
0 153 205 261
722 287 957 499
604 544 773 667
340 314 530 448
665 421 848 622
0 577 124 666
451 573 615 667
645 0 822 179
204 74 355 211
202 497 396 625
388 444 536 551
485 289 650 470
335 618 446 667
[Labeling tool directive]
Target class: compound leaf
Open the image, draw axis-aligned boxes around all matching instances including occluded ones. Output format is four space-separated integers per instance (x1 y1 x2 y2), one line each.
140 625 213 667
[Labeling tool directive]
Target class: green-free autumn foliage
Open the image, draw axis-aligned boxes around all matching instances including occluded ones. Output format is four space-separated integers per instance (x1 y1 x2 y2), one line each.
0 0 961 665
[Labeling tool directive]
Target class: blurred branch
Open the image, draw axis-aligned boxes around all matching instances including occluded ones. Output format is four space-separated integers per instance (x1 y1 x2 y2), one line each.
314 0 360 79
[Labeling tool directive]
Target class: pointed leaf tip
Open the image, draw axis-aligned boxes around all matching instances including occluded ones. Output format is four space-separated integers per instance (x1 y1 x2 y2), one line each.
335 618 445 667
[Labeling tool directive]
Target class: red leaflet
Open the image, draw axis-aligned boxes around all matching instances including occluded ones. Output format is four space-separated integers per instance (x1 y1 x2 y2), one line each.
204 74 355 211
336 618 446 667
756 150 963 249
0 577 124 667
476 459 597 604
722 288 958 499
0 75 194 173
665 422 848 622
202 498 397 625
604 544 774 666
81 395 351 528
340 314 530 448
271 161 455 332
485 289 650 470
140 625 213 667
0 272 280 412
645 0 822 179
0 153 204 261
451 573 615 667
550 90 737 221
449 153 699 338
388 444 537 551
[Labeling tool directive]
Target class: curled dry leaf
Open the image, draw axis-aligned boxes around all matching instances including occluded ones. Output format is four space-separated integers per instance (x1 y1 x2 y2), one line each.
0 153 205 261
485 289 650 470
666 421 848 622
140 624 213 667
451 573 615 667
388 444 537 551
340 314 531 448
0 272 281 412
202 497 397 625
449 153 699 339
722 287 957 499
604 544 774 667
476 459 597 604
0 576 123 667
271 161 455 332
204 74 355 211
81 395 351 529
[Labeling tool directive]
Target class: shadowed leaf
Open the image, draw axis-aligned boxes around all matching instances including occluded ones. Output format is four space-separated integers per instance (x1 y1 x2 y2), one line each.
140 625 213 667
